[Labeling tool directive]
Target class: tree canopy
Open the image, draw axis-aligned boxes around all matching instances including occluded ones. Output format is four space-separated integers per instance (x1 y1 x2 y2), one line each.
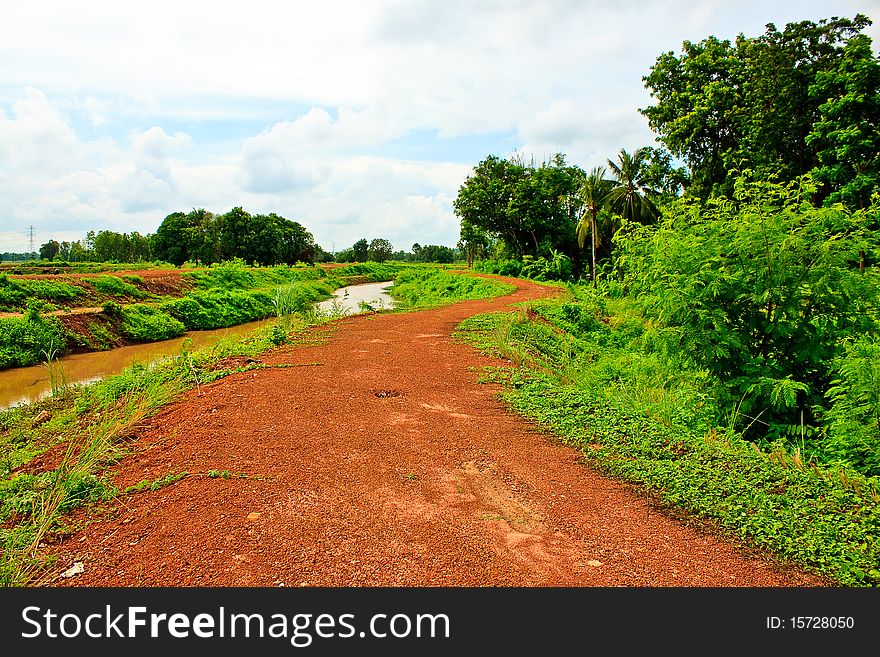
152 207 317 267
641 14 877 206
453 153 584 270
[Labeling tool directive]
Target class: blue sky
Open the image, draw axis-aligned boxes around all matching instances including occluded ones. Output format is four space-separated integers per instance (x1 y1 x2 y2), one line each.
0 0 877 255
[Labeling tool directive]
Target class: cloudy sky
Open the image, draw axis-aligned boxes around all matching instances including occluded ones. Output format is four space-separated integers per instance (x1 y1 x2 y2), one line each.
0 0 876 255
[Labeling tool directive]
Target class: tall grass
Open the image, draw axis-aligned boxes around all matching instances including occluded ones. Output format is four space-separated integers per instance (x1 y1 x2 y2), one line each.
0 376 182 586
41 340 68 398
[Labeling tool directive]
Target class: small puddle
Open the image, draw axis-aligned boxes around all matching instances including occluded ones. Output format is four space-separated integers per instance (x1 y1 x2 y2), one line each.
0 281 394 411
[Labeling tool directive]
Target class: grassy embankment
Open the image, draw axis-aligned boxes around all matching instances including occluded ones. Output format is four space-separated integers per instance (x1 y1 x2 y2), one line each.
0 261 419 370
0 265 511 586
454 283 880 587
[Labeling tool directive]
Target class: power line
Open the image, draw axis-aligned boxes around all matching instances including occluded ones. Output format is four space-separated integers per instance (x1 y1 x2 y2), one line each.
28 225 35 254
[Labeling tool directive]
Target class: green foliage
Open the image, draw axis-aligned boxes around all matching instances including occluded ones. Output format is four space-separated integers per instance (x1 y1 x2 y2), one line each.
184 260 324 291
161 290 274 330
605 147 660 224
0 275 83 311
0 315 68 368
473 259 524 277
390 268 514 310
520 252 572 281
411 243 458 263
367 238 394 263
806 33 880 209
118 304 186 342
641 13 876 204
153 207 318 266
613 175 880 436
453 153 584 268
92 275 146 299
454 289 880 586
822 336 880 475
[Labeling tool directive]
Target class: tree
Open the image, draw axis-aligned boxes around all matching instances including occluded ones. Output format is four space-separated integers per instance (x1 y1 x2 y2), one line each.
39 240 60 260
613 174 880 437
575 166 613 287
352 239 369 262
806 33 880 209
216 207 253 262
641 35 743 199
454 153 585 269
184 209 219 265
641 14 875 201
412 244 457 263
367 238 393 262
605 147 660 224
152 212 193 266
640 146 690 202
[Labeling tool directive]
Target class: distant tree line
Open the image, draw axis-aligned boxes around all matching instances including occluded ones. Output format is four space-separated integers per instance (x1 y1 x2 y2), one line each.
31 230 153 263
25 214 463 267
333 238 461 264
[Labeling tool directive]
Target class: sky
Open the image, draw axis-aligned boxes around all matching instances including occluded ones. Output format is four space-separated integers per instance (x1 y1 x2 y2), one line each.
0 0 877 255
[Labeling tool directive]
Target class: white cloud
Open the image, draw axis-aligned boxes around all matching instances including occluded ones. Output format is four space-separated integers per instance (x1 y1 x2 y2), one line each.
0 0 873 251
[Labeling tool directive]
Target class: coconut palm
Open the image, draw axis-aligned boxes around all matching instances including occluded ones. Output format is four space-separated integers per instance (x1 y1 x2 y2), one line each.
576 166 613 287
605 147 660 224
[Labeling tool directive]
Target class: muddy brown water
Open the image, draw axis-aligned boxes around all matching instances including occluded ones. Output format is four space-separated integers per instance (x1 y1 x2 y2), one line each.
0 282 393 411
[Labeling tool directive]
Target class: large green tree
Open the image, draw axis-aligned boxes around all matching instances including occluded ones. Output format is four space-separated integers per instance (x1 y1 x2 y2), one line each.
454 153 584 269
39 240 60 260
641 14 875 203
352 238 369 262
153 207 316 266
806 33 880 209
367 238 394 262
152 211 192 266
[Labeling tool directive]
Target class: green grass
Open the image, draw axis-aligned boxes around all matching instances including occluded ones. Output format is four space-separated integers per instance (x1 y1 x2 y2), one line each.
183 261 326 291
118 304 186 342
453 286 880 587
389 267 515 310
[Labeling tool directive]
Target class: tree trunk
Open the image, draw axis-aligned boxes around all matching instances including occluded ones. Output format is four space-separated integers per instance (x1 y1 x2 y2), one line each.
591 212 597 288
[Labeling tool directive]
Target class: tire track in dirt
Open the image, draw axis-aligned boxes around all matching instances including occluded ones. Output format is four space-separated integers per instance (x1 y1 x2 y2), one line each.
49 276 828 586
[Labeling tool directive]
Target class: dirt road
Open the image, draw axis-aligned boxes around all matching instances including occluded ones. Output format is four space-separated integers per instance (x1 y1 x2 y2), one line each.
51 277 826 586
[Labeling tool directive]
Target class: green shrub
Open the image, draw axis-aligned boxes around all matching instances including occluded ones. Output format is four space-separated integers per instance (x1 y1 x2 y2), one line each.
0 315 68 368
390 268 513 309
92 275 145 299
0 275 83 311
119 304 186 342
474 259 524 277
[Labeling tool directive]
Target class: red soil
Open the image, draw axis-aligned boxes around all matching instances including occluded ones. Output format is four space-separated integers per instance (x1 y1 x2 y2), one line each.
47 276 828 587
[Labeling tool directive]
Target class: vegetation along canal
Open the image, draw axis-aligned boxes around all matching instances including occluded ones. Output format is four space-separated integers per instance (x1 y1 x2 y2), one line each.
0 282 393 410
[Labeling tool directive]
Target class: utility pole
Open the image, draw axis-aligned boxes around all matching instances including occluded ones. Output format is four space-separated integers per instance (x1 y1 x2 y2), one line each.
28 225 35 257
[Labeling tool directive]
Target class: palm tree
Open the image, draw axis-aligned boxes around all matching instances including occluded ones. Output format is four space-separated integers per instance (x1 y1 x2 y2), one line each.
576 166 613 287
605 147 660 224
